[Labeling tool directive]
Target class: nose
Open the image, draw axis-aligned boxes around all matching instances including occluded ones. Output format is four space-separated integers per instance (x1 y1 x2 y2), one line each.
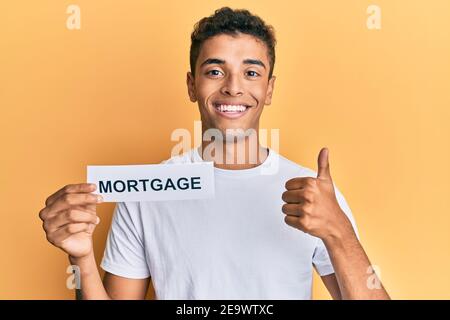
220 74 244 97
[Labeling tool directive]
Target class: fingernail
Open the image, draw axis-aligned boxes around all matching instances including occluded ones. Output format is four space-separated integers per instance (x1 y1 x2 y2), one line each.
90 183 96 190
96 217 100 224
97 195 103 203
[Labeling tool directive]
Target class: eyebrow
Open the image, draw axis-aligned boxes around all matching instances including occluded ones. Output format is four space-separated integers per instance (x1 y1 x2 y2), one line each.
200 58 266 69
243 59 266 69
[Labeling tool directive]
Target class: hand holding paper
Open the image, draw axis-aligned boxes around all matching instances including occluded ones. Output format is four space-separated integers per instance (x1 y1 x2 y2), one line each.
38 183 102 259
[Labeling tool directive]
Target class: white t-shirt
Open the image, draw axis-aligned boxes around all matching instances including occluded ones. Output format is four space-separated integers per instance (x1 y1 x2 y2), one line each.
100 148 359 299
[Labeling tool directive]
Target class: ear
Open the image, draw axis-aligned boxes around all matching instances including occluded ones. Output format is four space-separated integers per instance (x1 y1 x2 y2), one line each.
186 72 197 102
264 75 276 105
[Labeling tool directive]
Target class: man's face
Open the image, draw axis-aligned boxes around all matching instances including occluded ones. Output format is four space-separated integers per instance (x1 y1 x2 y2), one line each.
187 33 276 135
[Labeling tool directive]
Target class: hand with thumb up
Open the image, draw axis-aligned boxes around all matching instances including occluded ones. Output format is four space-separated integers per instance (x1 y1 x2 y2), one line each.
281 148 355 242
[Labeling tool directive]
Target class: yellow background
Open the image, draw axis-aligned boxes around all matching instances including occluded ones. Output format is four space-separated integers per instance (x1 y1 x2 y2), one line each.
1 0 449 299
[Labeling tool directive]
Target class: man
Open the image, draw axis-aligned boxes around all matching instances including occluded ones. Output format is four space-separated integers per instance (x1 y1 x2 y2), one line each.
39 7 390 300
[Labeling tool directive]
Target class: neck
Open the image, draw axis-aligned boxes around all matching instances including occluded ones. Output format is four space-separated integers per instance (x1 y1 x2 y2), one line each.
199 128 269 170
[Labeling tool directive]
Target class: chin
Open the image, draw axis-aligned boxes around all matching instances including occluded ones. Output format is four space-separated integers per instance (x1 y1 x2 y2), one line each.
215 122 257 138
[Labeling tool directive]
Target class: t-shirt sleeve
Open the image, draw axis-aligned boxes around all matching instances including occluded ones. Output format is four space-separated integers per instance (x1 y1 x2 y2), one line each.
100 202 150 279
312 185 360 276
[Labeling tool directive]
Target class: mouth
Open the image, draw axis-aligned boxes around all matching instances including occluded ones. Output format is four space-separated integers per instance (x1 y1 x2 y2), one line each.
212 102 252 119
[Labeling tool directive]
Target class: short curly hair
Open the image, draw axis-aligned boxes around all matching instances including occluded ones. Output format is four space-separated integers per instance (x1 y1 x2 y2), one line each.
190 7 276 79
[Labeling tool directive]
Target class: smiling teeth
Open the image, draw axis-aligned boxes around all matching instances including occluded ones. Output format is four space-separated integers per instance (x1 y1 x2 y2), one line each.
216 104 247 112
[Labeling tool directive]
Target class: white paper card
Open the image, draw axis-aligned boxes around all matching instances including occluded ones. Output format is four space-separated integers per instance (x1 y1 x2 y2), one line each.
87 162 215 202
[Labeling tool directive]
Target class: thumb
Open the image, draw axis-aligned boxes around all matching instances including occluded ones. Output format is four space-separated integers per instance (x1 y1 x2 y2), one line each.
317 147 332 180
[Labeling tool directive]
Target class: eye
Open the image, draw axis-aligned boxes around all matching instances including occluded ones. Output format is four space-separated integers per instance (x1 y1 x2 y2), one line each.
206 69 223 77
246 70 260 78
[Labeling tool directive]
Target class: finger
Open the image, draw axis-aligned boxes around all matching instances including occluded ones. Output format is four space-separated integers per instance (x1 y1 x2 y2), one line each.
82 203 97 213
39 207 50 221
282 190 302 203
285 177 316 190
284 215 299 228
282 203 302 216
86 223 97 234
46 193 102 217
317 147 332 181
284 215 308 233
44 209 99 233
41 203 96 221
282 188 315 204
45 183 96 207
47 223 92 246
76 204 96 215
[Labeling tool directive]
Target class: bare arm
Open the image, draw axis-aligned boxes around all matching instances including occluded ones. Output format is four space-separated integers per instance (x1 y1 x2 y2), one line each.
321 273 342 300
103 273 150 300
70 253 150 300
70 253 110 299
323 232 390 300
